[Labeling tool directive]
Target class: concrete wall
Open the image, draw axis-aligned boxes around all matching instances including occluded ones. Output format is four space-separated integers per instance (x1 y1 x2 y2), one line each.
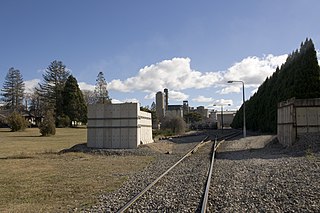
139 111 154 144
277 101 296 147
277 98 320 146
216 112 236 129
87 103 153 149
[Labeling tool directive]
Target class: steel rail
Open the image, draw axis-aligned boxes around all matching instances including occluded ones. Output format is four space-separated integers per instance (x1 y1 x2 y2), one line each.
117 135 209 213
201 131 242 212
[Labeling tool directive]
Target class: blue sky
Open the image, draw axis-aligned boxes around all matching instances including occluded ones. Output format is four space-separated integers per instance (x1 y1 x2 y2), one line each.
1 0 320 110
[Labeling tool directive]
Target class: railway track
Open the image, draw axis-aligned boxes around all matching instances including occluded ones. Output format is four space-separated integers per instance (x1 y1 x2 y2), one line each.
116 130 241 212
201 131 241 213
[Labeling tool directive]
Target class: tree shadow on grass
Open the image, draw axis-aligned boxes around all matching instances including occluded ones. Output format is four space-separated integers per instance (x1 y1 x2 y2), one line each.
0 155 34 160
6 135 42 138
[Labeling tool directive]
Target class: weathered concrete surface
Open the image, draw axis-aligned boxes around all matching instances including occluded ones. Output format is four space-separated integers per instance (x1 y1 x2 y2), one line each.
87 103 153 149
278 98 320 146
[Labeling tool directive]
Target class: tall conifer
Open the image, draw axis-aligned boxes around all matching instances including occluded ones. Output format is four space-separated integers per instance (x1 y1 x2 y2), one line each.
231 38 320 133
62 75 87 126
1 67 25 111
37 60 70 123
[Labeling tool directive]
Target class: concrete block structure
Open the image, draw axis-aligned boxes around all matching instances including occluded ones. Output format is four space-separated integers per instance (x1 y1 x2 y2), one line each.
277 98 320 146
87 103 153 149
216 111 236 129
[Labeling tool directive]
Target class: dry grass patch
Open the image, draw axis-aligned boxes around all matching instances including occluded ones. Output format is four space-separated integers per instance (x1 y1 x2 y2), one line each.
0 128 87 158
0 128 153 212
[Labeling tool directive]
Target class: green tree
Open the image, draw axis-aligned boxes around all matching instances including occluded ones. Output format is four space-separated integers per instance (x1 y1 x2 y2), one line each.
161 115 186 134
37 60 70 124
94 72 111 104
6 111 28 132
39 110 56 136
231 38 320 133
1 67 25 111
184 112 202 124
62 75 87 126
150 102 158 127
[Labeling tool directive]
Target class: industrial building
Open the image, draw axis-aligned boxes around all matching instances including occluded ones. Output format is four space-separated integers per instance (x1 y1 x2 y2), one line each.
155 91 165 121
195 106 209 118
155 88 169 121
167 105 184 118
87 103 153 149
154 88 212 127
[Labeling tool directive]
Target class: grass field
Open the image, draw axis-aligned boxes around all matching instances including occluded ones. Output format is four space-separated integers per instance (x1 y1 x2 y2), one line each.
0 128 153 212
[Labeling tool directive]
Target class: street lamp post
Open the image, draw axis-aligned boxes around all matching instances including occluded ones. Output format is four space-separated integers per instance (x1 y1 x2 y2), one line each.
221 105 223 134
227 80 246 137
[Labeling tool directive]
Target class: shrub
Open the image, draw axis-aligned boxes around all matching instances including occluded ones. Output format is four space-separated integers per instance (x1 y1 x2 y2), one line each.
56 115 70 128
6 111 28 132
152 129 173 138
161 116 186 135
39 110 56 136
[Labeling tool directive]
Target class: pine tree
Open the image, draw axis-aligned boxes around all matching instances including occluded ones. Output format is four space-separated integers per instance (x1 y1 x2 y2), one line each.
94 71 111 104
294 38 320 98
1 67 25 111
37 60 70 123
62 75 87 126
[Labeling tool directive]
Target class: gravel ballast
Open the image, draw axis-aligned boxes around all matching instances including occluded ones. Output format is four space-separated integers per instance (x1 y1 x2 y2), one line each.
85 134 210 212
208 135 320 212
81 132 319 212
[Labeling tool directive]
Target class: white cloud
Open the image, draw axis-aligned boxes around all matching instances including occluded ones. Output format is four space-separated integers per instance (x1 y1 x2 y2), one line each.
169 90 189 101
108 57 222 93
224 54 287 85
107 54 288 99
78 82 95 91
218 85 241 94
220 54 287 94
24 79 40 94
111 99 122 104
74 54 290 104
251 88 258 95
109 79 130 92
144 93 156 100
192 95 214 103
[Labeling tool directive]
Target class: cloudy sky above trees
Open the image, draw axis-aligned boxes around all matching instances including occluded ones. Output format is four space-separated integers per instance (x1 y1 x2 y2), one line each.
1 0 320 110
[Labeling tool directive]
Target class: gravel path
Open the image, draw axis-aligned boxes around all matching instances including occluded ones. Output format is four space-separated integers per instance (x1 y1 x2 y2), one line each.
208 135 320 212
